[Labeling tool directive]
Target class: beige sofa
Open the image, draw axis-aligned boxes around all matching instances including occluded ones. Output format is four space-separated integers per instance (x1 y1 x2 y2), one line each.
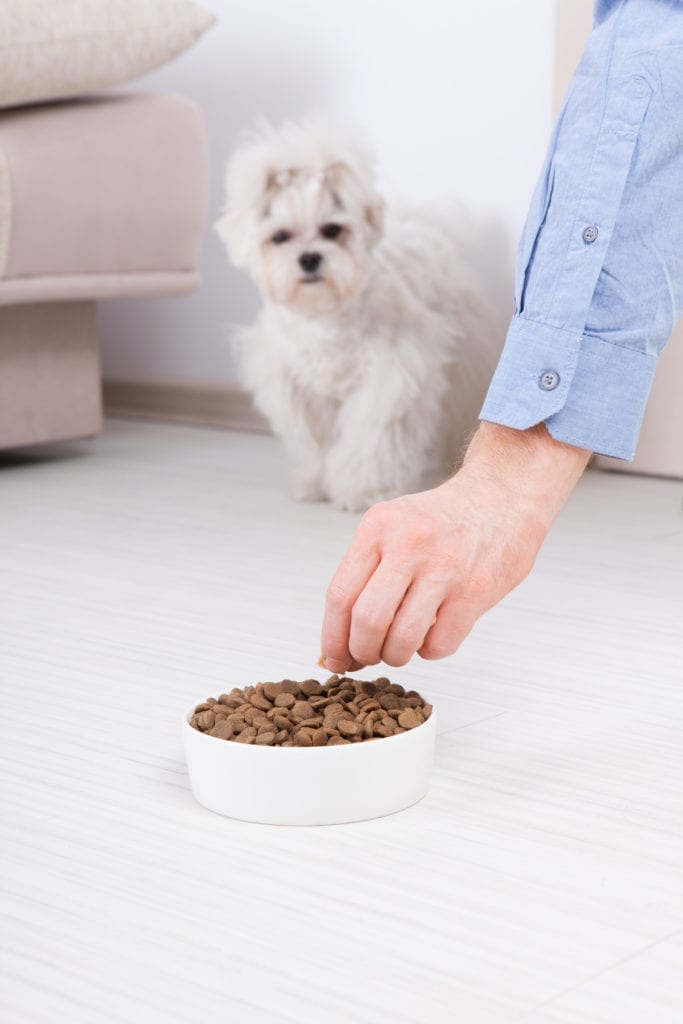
0 91 207 449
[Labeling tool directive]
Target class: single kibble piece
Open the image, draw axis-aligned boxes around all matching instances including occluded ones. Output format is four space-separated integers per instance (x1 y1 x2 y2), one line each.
273 715 293 732
373 723 394 738
218 694 243 709
337 719 360 738
323 702 345 719
378 693 400 711
297 716 323 729
197 710 216 731
210 719 233 740
279 680 301 695
300 679 323 697
291 700 313 721
192 677 431 746
250 693 272 712
397 708 423 730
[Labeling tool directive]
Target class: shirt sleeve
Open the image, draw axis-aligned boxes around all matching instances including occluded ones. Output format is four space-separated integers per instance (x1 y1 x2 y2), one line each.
480 0 683 459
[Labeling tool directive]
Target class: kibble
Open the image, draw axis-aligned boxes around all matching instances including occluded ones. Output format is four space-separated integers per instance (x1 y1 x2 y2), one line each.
218 694 243 709
196 709 216 731
255 731 276 745
397 708 423 730
250 693 272 712
337 719 360 738
191 677 432 747
291 700 313 722
300 679 323 696
210 718 233 740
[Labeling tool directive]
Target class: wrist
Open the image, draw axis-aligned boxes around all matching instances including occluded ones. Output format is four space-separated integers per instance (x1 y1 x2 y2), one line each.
454 421 591 535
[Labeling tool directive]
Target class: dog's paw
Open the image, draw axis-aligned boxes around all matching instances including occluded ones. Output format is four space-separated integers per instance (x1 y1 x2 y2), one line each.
330 488 398 513
291 476 327 503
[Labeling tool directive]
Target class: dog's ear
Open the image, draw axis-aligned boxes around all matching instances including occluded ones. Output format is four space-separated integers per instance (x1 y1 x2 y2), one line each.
364 196 385 245
217 142 274 268
214 208 251 269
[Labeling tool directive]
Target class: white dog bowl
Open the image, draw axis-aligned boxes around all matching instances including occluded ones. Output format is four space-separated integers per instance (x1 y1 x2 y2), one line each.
182 704 437 825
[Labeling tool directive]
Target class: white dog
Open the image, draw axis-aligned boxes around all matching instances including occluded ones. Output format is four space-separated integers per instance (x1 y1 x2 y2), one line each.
216 120 506 511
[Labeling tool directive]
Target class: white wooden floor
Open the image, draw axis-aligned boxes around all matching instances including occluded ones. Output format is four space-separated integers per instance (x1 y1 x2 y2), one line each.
1 418 682 1024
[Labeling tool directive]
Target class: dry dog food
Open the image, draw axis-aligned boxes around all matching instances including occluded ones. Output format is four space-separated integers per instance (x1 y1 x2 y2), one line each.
190 676 432 747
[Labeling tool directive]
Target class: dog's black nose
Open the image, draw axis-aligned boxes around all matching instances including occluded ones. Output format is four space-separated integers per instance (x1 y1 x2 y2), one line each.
299 252 322 274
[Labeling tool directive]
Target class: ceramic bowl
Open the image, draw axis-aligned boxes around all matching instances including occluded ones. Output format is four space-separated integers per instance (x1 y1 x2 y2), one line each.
182 704 437 825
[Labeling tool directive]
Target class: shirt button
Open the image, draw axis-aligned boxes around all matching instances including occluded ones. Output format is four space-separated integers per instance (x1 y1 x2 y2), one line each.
539 370 560 391
582 225 599 244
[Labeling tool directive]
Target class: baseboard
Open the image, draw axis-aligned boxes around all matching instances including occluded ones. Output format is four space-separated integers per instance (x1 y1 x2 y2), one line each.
102 378 270 434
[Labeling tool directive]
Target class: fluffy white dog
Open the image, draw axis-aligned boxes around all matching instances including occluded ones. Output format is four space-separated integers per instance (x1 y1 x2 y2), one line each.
216 120 506 511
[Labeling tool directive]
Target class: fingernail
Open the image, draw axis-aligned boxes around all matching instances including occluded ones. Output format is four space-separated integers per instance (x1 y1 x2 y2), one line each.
323 658 349 674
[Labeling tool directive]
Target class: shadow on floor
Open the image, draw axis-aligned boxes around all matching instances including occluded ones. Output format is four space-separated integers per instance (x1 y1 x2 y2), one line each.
0 436 96 471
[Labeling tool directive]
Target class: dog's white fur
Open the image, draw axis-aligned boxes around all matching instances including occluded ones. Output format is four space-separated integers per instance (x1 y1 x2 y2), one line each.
217 120 506 511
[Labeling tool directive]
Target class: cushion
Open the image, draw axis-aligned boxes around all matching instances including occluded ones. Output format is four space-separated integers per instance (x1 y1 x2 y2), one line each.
0 0 215 110
0 93 208 305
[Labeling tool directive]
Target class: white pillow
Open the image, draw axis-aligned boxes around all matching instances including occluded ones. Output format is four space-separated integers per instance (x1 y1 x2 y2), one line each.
0 0 215 110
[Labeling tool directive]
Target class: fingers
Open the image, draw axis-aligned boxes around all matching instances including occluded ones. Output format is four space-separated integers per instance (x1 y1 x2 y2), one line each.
418 599 477 661
321 525 381 673
347 562 414 666
380 579 444 667
322 497 479 674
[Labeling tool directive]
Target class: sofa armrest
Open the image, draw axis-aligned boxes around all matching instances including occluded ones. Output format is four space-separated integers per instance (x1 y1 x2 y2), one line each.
0 92 208 305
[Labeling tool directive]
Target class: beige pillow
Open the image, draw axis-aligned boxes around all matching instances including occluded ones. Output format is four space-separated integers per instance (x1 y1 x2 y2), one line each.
0 0 215 110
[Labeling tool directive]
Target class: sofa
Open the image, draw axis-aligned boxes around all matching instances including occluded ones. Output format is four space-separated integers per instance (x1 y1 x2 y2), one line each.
0 90 207 449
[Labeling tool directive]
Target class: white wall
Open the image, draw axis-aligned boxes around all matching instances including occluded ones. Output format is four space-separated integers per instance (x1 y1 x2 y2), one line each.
99 0 555 385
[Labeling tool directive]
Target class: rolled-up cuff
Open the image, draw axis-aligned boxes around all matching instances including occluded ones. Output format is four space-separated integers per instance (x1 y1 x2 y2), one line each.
479 316 658 460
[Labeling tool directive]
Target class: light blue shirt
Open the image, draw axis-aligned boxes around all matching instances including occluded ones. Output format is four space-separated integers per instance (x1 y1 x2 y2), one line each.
480 0 683 459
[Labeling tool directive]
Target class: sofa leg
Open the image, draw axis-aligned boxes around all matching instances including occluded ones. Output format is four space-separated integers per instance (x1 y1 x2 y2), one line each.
0 302 102 450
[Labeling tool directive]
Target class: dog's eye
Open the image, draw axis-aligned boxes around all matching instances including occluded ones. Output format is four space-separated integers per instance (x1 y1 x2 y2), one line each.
320 223 343 240
271 230 291 245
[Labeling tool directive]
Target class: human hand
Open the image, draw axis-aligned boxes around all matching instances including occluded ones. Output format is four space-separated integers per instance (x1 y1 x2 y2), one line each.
320 423 590 671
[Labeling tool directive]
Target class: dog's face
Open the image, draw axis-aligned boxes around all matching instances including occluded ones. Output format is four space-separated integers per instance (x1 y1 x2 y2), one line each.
217 129 384 317
253 168 377 316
